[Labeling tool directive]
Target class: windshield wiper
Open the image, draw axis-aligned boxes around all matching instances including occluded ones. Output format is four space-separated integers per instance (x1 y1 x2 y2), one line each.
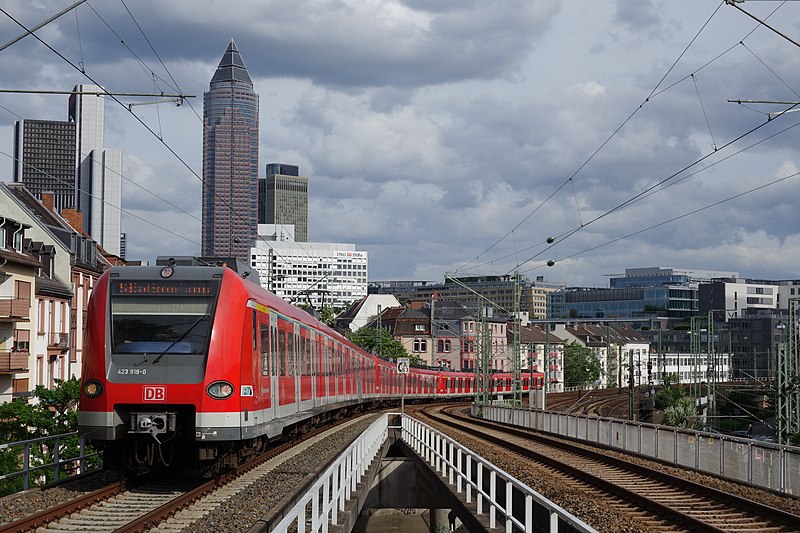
151 314 208 365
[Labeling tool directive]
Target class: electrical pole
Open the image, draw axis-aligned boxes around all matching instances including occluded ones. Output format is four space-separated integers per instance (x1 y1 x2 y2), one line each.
376 304 382 359
628 349 635 421
512 271 522 406
777 298 799 445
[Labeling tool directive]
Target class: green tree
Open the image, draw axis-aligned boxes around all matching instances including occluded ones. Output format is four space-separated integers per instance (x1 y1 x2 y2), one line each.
320 306 337 327
0 378 97 495
654 372 684 410
563 341 601 388
663 397 697 428
345 326 417 364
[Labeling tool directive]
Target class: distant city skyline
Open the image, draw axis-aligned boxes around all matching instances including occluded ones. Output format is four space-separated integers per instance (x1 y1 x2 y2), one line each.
13 84 122 256
2 3 799 285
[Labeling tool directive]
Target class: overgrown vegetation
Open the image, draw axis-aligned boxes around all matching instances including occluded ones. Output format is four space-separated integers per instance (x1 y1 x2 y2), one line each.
563 341 601 388
0 378 100 496
345 326 418 364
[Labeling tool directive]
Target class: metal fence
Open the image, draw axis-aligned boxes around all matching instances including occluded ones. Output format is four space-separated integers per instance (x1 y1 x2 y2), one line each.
0 432 100 492
402 414 596 532
480 404 800 495
268 412 389 532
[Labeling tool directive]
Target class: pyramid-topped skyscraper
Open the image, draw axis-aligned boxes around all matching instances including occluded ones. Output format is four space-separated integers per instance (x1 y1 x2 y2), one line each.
202 40 259 261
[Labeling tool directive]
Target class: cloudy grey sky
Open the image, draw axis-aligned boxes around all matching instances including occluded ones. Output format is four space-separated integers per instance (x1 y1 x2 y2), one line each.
1 0 799 287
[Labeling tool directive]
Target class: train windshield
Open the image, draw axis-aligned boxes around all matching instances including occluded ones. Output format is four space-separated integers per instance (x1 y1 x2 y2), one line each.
108 279 219 383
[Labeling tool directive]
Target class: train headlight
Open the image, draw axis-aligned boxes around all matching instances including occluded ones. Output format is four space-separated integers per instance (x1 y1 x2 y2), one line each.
207 381 234 399
83 380 104 398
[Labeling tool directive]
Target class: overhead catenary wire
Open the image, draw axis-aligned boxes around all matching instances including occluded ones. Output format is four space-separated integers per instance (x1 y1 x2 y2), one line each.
478 114 800 276
454 1 728 275
1 5 319 282
458 1 792 286
0 147 201 248
498 3 797 277
519 167 800 277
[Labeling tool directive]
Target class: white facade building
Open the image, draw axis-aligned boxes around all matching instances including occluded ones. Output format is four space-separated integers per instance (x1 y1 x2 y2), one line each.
650 352 732 386
251 224 368 309
346 294 401 332
70 84 122 256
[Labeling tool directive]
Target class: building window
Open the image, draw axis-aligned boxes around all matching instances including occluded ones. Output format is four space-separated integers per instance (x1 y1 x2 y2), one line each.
413 338 427 352
414 324 425 332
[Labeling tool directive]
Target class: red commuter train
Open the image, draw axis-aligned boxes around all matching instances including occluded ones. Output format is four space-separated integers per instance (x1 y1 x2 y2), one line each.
78 264 542 470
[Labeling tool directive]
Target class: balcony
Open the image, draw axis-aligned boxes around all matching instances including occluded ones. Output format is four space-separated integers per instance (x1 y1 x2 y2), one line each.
0 298 31 321
0 350 29 373
47 332 70 355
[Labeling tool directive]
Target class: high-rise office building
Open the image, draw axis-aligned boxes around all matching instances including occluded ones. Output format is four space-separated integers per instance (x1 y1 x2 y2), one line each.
13 86 122 256
68 84 122 256
13 119 76 211
202 40 259 262
259 163 308 242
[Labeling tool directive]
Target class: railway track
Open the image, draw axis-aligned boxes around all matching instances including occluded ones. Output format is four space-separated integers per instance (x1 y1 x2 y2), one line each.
416 404 800 533
1 414 378 533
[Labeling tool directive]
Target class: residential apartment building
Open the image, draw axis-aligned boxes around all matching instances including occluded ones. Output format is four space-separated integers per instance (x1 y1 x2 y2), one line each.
336 294 401 332
0 217 36 401
1 183 110 401
515 322 565 393
554 322 650 389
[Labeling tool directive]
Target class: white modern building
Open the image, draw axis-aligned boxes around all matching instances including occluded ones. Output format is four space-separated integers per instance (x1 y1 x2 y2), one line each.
250 224 368 309
650 352 732 386
69 84 122 256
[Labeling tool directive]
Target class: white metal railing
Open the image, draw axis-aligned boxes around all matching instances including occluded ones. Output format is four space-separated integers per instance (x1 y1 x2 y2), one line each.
480 405 800 495
402 415 597 533
270 413 389 533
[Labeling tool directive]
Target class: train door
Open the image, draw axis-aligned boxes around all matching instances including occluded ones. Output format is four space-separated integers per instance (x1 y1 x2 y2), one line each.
355 353 363 403
341 344 348 399
276 317 297 416
325 339 334 402
270 313 278 421
310 330 319 408
336 343 344 400
240 309 258 438
257 313 274 426
299 326 312 405
292 323 300 408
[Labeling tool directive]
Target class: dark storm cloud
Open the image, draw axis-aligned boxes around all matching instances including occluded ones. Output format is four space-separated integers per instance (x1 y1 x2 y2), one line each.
4 0 559 90
3 1 800 283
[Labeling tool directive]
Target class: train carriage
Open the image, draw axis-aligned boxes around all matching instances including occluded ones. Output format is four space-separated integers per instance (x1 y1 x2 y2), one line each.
78 264 541 470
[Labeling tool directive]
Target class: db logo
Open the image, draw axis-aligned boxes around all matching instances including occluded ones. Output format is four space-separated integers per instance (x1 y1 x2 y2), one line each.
143 386 166 401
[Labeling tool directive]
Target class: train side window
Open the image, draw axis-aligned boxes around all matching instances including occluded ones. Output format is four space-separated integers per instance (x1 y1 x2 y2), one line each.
310 335 316 376
289 332 296 376
271 325 278 376
279 330 287 376
252 310 258 353
260 324 269 376
300 335 307 375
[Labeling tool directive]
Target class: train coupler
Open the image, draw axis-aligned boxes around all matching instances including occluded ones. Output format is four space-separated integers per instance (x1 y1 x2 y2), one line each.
129 412 177 444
